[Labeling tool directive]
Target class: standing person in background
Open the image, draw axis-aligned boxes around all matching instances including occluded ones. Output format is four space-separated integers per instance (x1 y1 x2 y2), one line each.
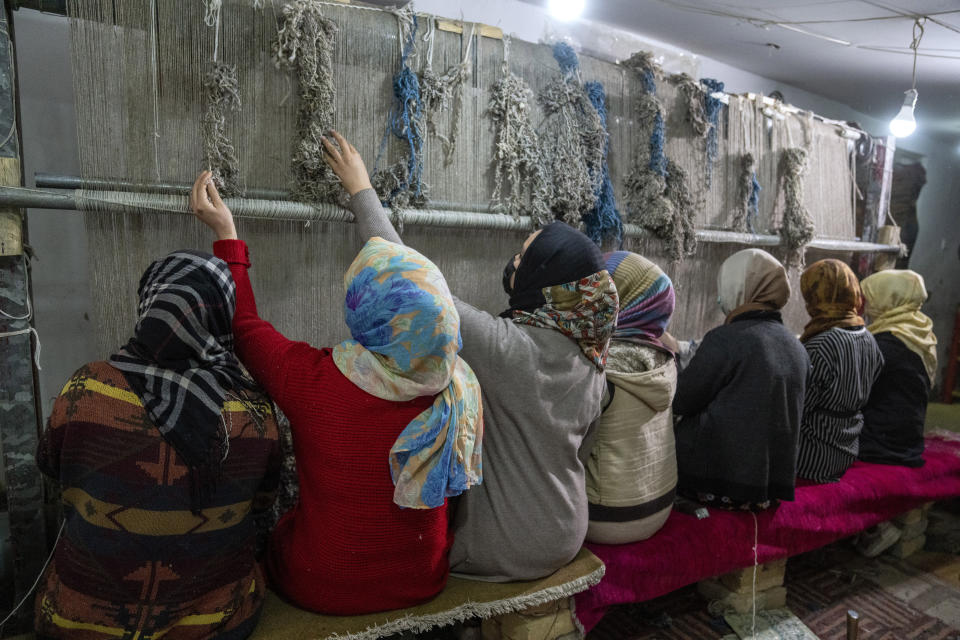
191 170 484 614
673 248 808 511
35 251 280 640
859 269 937 467
796 259 883 483
321 130 618 582
585 251 678 544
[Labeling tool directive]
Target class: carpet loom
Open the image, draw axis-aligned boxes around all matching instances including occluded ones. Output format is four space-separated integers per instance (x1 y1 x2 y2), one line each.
67 0 858 356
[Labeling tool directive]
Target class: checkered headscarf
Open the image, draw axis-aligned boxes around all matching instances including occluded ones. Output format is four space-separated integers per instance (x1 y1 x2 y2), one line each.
110 250 254 509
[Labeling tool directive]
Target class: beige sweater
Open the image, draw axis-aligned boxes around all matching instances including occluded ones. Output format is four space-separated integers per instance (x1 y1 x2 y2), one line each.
586 344 677 544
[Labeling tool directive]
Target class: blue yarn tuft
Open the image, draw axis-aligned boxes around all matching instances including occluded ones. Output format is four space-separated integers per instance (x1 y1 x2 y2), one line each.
649 111 668 178
582 81 624 246
747 171 761 233
375 15 426 205
552 41 580 77
700 77 725 188
641 68 657 95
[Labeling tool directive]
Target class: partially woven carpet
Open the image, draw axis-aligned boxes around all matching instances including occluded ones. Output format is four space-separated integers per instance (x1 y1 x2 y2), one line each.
251 548 604 640
577 435 960 632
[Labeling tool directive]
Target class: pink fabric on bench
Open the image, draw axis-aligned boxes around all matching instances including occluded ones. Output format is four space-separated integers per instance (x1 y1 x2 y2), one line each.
575 435 960 632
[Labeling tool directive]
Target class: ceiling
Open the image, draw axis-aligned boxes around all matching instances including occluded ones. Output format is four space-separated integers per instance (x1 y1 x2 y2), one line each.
523 0 960 143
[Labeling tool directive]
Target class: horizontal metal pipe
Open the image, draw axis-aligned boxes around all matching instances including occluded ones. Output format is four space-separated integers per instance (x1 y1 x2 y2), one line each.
34 173 499 214
1 186 901 253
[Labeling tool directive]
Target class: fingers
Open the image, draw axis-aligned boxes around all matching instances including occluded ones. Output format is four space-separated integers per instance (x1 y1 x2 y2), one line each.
321 135 343 166
205 178 224 209
190 171 209 213
329 129 351 157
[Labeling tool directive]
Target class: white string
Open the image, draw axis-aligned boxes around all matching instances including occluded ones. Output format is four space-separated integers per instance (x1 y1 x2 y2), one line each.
150 0 162 182
0 521 64 634
0 327 41 370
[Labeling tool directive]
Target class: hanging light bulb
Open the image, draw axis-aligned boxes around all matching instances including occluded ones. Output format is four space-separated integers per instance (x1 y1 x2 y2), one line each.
889 17 925 138
548 0 585 22
889 89 918 137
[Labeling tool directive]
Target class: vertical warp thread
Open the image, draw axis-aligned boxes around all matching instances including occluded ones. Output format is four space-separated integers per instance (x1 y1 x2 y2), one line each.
583 81 623 246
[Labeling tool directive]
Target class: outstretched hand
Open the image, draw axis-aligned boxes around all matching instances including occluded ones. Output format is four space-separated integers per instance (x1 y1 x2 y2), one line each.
190 170 237 241
322 130 374 196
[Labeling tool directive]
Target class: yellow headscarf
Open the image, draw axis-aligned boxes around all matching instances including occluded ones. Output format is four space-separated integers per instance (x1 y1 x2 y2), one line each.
861 269 938 383
799 259 865 343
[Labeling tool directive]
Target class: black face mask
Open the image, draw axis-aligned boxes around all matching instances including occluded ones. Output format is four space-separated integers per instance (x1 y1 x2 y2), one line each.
502 256 517 295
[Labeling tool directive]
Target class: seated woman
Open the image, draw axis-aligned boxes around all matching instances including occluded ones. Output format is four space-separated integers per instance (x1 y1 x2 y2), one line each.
35 251 280 640
322 131 617 581
673 248 808 511
796 259 883 483
859 269 937 467
585 251 678 544
191 171 483 614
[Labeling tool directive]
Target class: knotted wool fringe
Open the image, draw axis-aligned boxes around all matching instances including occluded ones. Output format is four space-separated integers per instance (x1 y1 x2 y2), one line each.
581 81 624 246
536 42 606 227
623 51 695 262
778 147 816 269
201 0 242 196
273 0 341 203
421 20 475 165
733 152 762 233
488 37 548 223
373 7 428 209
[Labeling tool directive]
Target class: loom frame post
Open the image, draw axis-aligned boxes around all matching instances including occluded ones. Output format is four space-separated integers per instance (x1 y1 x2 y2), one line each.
0 0 48 632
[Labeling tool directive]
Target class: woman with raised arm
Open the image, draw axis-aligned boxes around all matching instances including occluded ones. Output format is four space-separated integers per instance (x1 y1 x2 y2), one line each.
673 248 808 511
190 171 483 614
35 251 280 640
323 130 617 581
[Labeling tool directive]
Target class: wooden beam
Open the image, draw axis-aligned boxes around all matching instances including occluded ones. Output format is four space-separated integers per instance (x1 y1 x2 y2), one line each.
436 18 504 41
0 0 47 631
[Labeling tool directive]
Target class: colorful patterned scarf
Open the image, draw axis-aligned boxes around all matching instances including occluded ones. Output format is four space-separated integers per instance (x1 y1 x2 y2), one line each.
603 251 675 352
502 222 618 369
800 259 865 342
862 269 938 383
110 250 256 512
332 238 483 509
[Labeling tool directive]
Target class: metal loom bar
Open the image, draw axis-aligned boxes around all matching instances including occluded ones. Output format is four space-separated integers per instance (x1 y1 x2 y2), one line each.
1 185 901 253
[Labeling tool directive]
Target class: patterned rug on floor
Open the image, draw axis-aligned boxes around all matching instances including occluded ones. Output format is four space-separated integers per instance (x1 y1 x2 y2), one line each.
588 542 960 640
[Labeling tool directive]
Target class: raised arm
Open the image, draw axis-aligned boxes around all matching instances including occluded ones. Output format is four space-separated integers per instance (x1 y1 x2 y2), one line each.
190 171 309 407
323 131 511 358
322 130 401 245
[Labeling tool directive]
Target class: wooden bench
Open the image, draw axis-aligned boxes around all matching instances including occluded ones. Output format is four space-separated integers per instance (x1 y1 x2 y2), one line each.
574 434 960 633
252 547 604 640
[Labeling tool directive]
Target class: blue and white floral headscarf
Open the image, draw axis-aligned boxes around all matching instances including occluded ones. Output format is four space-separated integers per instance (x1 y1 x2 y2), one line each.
332 237 483 509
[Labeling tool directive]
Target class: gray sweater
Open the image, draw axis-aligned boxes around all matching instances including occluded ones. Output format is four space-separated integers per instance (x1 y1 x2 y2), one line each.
348 189 605 581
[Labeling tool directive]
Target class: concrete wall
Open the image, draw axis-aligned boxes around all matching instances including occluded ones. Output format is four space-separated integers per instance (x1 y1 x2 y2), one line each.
14 1 960 417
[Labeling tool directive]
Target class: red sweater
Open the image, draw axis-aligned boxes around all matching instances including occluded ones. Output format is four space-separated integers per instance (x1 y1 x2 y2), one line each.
214 240 451 615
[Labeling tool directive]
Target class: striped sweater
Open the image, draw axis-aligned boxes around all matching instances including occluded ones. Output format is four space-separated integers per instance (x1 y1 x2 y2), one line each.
35 361 280 640
797 327 884 483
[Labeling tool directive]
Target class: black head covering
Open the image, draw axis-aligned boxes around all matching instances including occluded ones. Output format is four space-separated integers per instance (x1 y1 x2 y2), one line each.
501 222 606 317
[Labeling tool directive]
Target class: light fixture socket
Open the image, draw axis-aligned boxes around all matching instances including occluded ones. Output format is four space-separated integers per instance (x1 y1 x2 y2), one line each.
901 88 918 109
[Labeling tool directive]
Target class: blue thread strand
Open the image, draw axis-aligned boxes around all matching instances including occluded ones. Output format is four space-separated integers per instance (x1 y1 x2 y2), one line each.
552 41 580 77
747 171 761 233
701 77 725 188
641 69 668 178
375 15 425 206
583 81 624 246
